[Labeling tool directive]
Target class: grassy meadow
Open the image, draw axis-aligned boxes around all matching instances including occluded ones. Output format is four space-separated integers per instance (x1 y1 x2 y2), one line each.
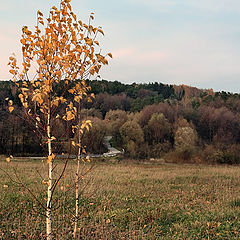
1 158 240 239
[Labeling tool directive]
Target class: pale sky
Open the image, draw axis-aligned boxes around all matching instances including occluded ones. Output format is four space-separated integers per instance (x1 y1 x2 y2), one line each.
1 0 240 92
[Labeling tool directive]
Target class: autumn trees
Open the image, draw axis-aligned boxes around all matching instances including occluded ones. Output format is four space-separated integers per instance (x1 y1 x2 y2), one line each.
4 78 240 163
7 0 111 238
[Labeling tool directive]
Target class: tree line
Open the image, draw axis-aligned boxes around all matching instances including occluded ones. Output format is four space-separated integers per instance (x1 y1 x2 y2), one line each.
1 79 240 164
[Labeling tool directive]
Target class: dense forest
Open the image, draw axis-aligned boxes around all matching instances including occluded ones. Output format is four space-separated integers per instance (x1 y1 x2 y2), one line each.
1 79 240 164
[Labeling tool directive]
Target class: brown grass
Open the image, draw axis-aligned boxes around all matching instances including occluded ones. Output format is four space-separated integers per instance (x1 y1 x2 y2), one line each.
1 158 240 239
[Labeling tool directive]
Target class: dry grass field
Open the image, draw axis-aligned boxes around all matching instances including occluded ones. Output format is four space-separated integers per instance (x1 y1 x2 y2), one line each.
1 158 240 239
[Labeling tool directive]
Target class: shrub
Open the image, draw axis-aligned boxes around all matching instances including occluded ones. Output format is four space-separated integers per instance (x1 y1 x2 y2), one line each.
120 120 145 158
204 144 240 164
165 147 198 163
150 141 172 158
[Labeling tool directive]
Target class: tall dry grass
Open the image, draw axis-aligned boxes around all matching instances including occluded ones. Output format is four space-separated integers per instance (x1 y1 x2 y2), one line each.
1 158 240 239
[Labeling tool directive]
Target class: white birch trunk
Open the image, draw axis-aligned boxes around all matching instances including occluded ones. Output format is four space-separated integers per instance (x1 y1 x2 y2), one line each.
73 104 81 238
46 111 53 240
73 151 80 238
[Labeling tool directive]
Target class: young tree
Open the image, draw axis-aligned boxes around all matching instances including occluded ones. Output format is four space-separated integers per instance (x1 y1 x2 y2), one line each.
147 113 171 144
120 120 144 158
8 0 111 238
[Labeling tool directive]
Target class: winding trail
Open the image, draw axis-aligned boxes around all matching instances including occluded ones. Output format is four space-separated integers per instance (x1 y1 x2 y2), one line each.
103 136 122 157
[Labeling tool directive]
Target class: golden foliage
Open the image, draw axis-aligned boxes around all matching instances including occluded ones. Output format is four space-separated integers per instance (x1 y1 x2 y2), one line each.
8 0 111 114
8 0 111 168
47 154 55 164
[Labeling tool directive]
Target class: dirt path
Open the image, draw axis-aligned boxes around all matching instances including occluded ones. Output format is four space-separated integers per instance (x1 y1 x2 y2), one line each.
103 136 122 157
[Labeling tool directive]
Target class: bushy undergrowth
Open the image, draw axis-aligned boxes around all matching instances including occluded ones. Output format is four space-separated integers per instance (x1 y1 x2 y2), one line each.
165 147 200 163
203 144 240 164
162 144 240 165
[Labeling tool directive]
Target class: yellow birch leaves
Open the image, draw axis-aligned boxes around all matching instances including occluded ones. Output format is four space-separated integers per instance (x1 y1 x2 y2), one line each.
7 0 111 160
47 154 55 164
8 100 14 113
5 155 13 162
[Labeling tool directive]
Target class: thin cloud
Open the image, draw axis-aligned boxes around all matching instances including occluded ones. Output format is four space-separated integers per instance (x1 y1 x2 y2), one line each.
112 48 135 59
190 0 240 13
129 0 178 9
129 0 240 14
